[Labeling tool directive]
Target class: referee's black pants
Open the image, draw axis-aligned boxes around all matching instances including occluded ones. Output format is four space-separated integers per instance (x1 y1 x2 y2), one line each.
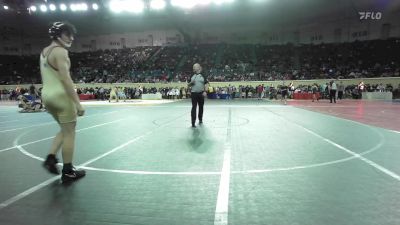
330 90 337 103
191 92 204 126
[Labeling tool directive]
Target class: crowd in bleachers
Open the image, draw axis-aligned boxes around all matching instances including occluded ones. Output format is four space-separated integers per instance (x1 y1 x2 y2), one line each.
2 82 400 102
0 55 40 85
72 47 159 83
0 39 399 85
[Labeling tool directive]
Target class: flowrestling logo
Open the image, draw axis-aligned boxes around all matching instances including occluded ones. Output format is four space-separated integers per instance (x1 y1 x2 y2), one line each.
359 12 382 20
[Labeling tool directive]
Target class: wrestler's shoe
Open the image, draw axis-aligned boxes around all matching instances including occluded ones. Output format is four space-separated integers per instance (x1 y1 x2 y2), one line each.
43 154 60 175
62 167 86 183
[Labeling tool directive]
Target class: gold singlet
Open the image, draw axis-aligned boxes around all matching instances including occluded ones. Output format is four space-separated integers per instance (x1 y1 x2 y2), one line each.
40 46 77 123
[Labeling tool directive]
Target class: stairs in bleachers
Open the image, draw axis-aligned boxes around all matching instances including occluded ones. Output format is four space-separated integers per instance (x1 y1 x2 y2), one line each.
147 46 164 63
215 44 225 67
176 54 188 72
292 48 300 70
251 44 257 65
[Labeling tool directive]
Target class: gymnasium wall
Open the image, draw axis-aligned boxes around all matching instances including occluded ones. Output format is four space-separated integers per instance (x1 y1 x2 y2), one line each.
0 11 399 55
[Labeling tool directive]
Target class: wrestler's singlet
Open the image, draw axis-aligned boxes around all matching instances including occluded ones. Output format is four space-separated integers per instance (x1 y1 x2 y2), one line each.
40 47 77 123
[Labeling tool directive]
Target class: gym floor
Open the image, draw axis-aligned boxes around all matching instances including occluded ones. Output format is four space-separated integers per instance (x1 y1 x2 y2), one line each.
0 99 399 225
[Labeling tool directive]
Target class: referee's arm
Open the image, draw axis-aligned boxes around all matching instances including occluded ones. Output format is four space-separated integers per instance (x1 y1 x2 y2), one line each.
188 76 195 87
203 78 209 96
204 82 209 92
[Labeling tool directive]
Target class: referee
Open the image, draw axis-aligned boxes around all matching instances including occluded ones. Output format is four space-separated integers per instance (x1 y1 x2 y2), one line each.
329 80 337 103
189 63 209 127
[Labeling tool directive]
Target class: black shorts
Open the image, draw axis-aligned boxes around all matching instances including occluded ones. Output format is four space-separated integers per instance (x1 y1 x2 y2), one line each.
281 90 288 96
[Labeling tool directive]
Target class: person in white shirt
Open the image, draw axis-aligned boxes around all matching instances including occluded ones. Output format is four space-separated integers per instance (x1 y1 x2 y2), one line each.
330 80 337 103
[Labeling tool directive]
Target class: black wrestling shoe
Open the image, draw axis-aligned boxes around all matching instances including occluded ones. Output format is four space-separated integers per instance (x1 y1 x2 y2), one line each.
61 167 86 183
43 154 60 175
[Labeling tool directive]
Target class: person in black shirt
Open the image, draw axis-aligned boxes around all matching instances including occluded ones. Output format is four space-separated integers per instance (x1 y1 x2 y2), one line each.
280 82 288 105
29 84 37 102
